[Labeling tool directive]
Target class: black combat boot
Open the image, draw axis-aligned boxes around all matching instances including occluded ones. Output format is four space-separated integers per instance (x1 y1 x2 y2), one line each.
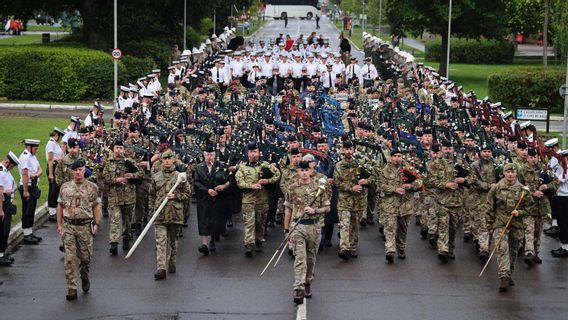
499 277 510 292
81 278 90 293
122 239 130 251
438 251 449 264
293 289 305 304
66 289 78 300
109 242 118 256
154 269 166 280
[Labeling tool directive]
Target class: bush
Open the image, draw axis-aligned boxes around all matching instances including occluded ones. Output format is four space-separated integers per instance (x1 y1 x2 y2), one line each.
0 46 151 101
122 40 171 72
425 38 515 64
488 68 565 113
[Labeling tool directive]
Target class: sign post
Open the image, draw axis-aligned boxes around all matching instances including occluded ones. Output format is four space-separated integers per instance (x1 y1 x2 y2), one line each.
516 108 550 133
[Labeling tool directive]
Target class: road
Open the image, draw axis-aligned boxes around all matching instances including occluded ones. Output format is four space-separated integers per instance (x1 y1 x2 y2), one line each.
1 16 568 320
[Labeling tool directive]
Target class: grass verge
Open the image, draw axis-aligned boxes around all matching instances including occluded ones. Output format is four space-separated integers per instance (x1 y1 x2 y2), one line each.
0 117 69 225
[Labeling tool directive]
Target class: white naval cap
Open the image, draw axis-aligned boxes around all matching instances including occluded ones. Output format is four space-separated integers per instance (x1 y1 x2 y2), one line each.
7 151 20 166
544 138 559 148
120 85 130 92
23 139 41 146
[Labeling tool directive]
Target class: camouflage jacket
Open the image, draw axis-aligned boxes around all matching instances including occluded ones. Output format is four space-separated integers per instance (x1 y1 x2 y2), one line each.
518 164 556 216
333 159 367 212
378 162 423 217
425 157 462 208
284 179 331 221
235 161 281 204
58 180 100 220
470 159 498 194
102 156 144 206
485 179 532 229
55 153 81 186
279 165 297 195
149 167 190 225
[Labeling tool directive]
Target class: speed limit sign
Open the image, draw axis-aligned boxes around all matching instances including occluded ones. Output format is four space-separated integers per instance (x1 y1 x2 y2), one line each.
112 48 123 60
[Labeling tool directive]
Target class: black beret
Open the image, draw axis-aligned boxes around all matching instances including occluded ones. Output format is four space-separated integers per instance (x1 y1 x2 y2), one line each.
204 144 215 153
247 141 258 150
480 143 493 151
265 117 274 125
342 140 354 148
423 128 432 135
391 147 403 155
112 140 124 147
431 144 441 153
129 123 140 132
481 119 490 126
290 148 300 155
287 136 297 142
297 160 310 169
495 132 504 139
527 148 537 157
67 138 79 149
517 141 528 149
441 140 453 148
70 158 86 170
312 126 321 133
438 114 448 120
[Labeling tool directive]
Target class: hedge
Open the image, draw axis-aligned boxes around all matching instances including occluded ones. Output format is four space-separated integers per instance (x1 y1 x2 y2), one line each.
425 38 515 64
488 68 565 113
0 46 155 101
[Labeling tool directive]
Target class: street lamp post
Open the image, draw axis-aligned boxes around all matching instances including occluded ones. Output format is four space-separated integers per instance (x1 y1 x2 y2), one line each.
563 53 568 149
378 0 383 37
183 0 187 50
446 0 452 79
113 0 118 103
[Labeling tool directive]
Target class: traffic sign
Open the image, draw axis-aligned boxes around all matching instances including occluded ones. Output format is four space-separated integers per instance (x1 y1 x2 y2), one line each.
112 48 123 60
560 84 567 97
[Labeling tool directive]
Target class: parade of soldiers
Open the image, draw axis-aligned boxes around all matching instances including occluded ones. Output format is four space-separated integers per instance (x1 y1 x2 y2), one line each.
2 27 568 304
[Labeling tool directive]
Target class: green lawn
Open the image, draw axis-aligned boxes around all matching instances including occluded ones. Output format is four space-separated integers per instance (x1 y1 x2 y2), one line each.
0 34 43 45
0 117 69 225
26 25 70 32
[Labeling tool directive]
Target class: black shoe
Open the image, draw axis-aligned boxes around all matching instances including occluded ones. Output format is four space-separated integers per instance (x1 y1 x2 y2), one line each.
48 215 57 222
288 248 294 257
349 250 358 258
338 250 350 261
23 235 39 245
366 217 375 225
168 264 176 274
245 249 253 258
122 239 130 251
378 226 384 234
499 277 510 292
463 233 473 243
359 219 367 227
544 226 558 237
3 255 14 263
304 284 312 298
178 229 184 238
209 241 216 252
534 255 542 264
524 253 535 266
438 252 449 264
448 252 455 260
59 245 65 252
81 278 90 293
415 217 421 226
551 247 568 257
154 269 166 280
198 244 209 255
420 228 428 239
397 250 406 260
109 242 118 256
386 253 394 264
31 234 42 242
66 289 77 300
428 235 437 248
255 239 263 252
479 251 489 263
293 289 305 304
324 239 332 248
0 256 13 266
508 277 515 286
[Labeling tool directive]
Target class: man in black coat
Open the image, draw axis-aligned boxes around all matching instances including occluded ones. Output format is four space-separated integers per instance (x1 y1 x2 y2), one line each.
194 145 231 254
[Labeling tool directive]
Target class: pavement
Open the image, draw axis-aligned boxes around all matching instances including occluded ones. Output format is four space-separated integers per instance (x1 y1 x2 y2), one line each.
1 17 568 320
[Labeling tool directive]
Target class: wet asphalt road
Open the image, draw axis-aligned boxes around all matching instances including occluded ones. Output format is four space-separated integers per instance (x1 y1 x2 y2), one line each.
1 16 568 320
1 201 567 320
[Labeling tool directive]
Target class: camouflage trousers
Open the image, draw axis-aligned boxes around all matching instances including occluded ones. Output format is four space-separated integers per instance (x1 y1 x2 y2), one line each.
437 206 460 254
366 189 377 221
523 216 543 256
494 227 523 279
109 204 134 243
382 214 410 254
155 224 180 271
423 196 439 235
242 203 268 249
62 223 93 290
339 211 362 251
135 185 149 224
462 191 476 235
473 203 490 253
290 224 321 290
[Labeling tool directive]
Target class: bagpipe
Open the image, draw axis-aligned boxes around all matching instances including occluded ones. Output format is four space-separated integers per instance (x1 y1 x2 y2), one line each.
401 167 424 191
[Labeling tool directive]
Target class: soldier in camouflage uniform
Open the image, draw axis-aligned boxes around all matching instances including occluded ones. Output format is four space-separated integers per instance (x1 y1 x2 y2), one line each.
56 159 101 300
519 149 556 265
55 138 82 187
485 163 532 292
333 141 368 260
378 148 423 263
149 150 190 280
426 141 467 262
469 144 498 263
284 160 330 304
235 142 281 257
102 140 143 255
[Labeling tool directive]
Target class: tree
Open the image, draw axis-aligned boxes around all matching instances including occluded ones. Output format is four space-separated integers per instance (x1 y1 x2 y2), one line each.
550 0 568 63
385 0 507 76
504 0 544 37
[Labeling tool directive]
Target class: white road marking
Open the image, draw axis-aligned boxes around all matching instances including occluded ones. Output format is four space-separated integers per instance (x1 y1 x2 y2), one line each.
296 298 307 320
